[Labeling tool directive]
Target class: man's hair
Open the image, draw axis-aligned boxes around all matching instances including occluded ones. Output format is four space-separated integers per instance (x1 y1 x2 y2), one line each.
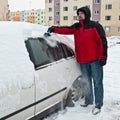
76 6 91 20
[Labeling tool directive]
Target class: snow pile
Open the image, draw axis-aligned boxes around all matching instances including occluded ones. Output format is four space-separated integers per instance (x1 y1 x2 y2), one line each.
107 36 120 48
44 36 120 120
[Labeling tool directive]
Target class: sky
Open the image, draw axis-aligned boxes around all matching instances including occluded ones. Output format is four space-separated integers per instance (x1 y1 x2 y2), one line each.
8 0 45 11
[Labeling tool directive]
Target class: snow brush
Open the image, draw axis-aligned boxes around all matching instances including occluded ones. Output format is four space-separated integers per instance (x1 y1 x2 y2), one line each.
44 31 51 37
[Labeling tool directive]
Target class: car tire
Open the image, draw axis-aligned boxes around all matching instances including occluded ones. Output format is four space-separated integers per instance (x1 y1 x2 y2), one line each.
65 76 84 107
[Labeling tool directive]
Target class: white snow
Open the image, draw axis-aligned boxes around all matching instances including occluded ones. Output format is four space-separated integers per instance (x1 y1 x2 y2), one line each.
0 22 75 117
44 37 120 120
0 22 48 115
0 21 120 120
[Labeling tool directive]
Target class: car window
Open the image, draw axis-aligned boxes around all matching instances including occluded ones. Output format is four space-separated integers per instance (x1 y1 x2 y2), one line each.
25 38 51 68
46 40 64 61
60 43 75 58
25 37 66 69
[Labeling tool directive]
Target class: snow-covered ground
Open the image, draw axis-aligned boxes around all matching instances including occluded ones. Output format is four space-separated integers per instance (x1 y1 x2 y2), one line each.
44 36 120 120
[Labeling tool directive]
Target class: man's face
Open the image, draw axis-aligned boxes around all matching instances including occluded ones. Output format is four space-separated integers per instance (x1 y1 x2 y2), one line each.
77 11 85 20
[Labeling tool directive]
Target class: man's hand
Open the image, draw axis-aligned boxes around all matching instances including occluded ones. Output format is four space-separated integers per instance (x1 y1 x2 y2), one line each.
47 26 54 33
100 60 106 66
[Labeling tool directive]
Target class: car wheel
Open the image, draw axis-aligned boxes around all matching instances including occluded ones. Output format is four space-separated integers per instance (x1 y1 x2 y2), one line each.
65 76 84 107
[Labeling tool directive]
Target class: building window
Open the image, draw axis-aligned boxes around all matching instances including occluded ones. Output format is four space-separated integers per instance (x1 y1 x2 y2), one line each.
73 16 77 20
49 8 52 12
73 6 78 11
106 4 112 10
63 7 68 11
105 16 111 20
63 0 68 1
49 0 52 3
49 16 52 21
56 12 60 15
94 10 100 15
119 16 120 20
56 21 60 25
104 26 110 32
118 27 120 32
94 0 100 3
55 2 60 6
63 16 68 20
86 5 90 9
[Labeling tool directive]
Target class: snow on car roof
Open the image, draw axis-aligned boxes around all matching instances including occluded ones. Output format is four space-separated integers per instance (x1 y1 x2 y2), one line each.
43 33 74 50
0 21 48 39
0 21 74 48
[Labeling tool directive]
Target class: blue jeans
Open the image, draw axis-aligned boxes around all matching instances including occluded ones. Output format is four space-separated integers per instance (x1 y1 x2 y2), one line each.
80 60 103 108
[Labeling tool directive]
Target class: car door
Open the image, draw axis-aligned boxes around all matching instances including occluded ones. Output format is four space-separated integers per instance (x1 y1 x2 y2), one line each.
59 43 82 88
1 44 35 120
25 37 71 118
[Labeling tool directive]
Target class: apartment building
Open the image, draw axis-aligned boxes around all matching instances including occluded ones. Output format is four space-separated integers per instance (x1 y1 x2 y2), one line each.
36 9 45 25
45 0 120 36
21 11 25 22
25 9 36 23
8 10 11 21
10 9 45 25
40 9 45 25
0 0 9 21
45 0 92 26
45 0 54 25
60 0 92 25
92 0 101 22
11 11 22 21
101 0 120 36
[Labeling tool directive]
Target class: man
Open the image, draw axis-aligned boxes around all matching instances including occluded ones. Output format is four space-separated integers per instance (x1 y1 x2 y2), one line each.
47 6 108 115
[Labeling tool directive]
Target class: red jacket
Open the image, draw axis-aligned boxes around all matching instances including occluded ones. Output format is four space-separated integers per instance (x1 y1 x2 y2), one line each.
53 20 107 64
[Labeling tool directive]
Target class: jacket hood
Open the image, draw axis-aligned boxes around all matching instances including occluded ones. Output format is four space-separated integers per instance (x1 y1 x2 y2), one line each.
77 6 91 21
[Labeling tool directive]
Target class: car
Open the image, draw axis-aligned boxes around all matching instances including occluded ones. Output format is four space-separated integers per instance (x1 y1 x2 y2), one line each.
0 22 82 120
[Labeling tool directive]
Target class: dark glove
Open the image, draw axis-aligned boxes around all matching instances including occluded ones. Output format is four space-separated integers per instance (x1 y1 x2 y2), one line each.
47 26 54 33
100 60 106 66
